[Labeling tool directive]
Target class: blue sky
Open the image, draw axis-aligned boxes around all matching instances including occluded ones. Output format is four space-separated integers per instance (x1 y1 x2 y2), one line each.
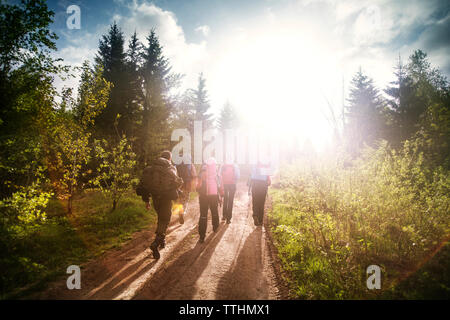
46 0 450 149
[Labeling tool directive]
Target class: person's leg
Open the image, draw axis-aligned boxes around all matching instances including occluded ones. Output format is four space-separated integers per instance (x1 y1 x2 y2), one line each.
227 184 236 222
198 195 208 241
209 195 220 232
258 184 268 225
222 185 229 220
251 184 260 225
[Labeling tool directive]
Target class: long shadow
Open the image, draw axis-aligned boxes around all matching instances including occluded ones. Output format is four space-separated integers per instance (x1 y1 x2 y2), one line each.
215 227 267 300
133 223 229 300
86 223 197 299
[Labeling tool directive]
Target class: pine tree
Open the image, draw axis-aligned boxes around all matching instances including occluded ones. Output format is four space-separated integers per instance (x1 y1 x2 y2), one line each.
192 73 213 129
123 31 144 139
139 29 173 166
384 55 416 145
217 101 239 131
94 21 127 138
345 68 385 154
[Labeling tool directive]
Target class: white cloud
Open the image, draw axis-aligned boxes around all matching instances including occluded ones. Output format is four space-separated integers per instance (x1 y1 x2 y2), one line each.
195 25 210 37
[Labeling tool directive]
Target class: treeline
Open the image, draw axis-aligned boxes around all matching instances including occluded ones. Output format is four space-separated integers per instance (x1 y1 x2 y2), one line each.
0 0 240 216
342 51 449 167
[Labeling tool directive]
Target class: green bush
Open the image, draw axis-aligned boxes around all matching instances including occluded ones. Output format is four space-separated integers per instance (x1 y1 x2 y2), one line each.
270 140 450 299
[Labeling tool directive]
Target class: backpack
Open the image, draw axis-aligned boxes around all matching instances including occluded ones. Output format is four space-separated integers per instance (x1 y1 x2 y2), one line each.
221 164 236 185
176 164 192 183
138 159 181 199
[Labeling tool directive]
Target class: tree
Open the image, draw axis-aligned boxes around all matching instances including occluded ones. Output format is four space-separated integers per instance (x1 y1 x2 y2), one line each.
94 21 127 137
51 63 111 214
92 135 137 211
192 73 214 129
0 0 65 199
384 55 416 145
345 68 385 155
139 29 176 167
217 101 240 131
123 31 144 139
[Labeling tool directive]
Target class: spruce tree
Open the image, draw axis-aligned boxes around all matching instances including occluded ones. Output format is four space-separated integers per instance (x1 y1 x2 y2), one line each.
193 73 213 129
139 29 173 166
345 68 384 154
94 21 127 138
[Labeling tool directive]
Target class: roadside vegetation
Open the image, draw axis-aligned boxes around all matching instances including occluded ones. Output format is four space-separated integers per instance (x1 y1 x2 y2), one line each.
269 47 450 299
1 191 155 299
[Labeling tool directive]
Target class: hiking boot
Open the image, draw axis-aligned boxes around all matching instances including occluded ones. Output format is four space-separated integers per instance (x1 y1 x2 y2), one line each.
150 241 160 259
253 216 258 226
159 238 166 249
199 236 205 243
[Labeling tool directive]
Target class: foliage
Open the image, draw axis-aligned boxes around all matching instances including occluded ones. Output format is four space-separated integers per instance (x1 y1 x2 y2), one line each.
270 141 450 299
91 134 137 210
1 191 155 299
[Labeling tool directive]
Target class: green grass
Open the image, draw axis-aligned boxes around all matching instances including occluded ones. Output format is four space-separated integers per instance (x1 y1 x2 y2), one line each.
1 190 156 299
268 143 450 299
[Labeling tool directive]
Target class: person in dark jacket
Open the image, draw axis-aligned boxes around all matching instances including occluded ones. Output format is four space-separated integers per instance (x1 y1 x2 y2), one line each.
248 162 271 226
139 151 183 259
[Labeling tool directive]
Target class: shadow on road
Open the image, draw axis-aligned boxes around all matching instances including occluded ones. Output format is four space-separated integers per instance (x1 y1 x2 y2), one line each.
215 227 267 299
134 223 229 299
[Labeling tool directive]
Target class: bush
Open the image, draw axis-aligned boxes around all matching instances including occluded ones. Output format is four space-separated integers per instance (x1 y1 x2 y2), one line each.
270 140 450 299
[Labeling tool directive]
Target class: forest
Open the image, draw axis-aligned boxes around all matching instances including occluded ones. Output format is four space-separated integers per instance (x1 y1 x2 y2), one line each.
0 0 449 300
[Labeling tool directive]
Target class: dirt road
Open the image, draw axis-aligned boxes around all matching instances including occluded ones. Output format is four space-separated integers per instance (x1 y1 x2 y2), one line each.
32 183 284 300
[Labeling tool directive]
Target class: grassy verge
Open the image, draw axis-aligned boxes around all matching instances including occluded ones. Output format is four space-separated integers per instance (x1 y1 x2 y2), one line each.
268 144 449 299
1 190 156 299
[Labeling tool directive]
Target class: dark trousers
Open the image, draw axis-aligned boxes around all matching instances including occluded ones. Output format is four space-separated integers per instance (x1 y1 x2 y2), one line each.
223 184 236 221
251 180 268 223
152 195 173 237
198 195 219 237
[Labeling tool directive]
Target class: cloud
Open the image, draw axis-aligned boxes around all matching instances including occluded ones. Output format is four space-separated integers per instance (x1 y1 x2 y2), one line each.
195 25 210 37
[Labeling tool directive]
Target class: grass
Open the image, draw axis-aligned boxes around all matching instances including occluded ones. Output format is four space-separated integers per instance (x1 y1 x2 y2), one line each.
1 190 156 299
268 143 450 299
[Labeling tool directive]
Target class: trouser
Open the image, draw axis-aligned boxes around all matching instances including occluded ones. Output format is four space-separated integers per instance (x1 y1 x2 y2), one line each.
223 184 236 221
179 180 192 209
152 195 173 239
251 180 268 223
198 195 220 238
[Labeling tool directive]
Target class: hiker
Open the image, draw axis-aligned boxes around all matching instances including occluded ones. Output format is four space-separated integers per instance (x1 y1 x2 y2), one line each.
175 162 197 224
196 157 223 243
137 151 183 259
220 161 240 224
248 162 271 226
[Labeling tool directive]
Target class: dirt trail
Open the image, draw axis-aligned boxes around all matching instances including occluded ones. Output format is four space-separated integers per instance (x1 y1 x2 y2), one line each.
31 183 284 300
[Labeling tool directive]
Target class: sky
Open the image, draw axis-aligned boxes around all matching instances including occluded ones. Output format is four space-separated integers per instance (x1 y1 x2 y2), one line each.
46 0 450 150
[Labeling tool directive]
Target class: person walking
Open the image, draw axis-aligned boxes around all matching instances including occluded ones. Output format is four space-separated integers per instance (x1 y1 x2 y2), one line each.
220 162 240 224
248 162 271 226
175 162 197 224
137 151 183 259
196 157 223 243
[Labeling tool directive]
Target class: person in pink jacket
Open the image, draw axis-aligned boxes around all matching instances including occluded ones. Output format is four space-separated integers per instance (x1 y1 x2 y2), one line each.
196 157 224 243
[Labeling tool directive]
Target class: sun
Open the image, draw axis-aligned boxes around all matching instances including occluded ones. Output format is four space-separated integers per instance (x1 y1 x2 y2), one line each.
210 27 340 152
